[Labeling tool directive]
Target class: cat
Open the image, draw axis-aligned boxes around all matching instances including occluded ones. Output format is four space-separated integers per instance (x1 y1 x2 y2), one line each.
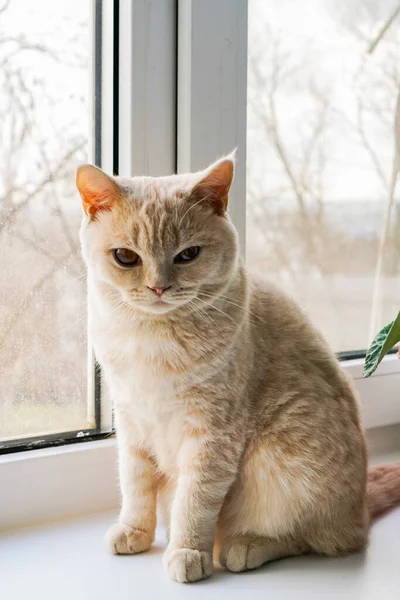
77 154 400 583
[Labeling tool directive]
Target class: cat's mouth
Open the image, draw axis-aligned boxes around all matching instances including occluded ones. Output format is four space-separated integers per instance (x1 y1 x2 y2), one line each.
146 298 177 313
119 287 198 315
136 299 192 315
124 294 194 315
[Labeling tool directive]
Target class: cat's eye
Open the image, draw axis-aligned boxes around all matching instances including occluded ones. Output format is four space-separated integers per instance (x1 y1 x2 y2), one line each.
174 246 200 263
113 248 141 267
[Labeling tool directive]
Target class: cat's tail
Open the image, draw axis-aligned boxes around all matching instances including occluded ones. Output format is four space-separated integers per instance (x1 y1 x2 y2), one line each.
368 461 400 520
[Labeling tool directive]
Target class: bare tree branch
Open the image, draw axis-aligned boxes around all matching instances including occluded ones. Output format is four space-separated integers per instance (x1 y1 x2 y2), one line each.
34 140 81 272
367 3 400 54
250 52 308 216
0 139 86 235
357 101 388 189
0 0 11 16
0 248 78 349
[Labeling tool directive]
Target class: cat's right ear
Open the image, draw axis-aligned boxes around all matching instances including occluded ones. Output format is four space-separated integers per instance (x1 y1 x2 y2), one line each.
76 164 120 218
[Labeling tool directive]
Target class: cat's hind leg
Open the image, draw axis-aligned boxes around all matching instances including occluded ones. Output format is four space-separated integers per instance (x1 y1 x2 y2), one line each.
217 428 368 572
217 435 312 571
219 533 309 572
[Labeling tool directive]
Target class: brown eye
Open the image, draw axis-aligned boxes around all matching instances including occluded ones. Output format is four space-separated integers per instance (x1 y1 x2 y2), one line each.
174 246 200 263
113 248 140 267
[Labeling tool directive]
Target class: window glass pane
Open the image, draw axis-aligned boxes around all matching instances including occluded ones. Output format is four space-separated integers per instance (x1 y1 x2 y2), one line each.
0 0 90 440
247 0 400 352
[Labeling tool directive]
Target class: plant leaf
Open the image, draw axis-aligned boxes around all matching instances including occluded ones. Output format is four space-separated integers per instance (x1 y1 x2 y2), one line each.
364 311 400 377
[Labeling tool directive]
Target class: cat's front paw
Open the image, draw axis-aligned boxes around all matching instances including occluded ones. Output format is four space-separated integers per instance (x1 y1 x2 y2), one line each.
163 548 213 583
106 523 153 555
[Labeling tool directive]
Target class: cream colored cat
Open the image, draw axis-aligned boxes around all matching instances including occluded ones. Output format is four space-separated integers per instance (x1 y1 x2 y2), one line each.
77 155 400 584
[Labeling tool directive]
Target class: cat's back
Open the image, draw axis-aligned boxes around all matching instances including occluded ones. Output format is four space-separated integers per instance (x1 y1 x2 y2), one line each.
248 274 348 394
249 275 329 350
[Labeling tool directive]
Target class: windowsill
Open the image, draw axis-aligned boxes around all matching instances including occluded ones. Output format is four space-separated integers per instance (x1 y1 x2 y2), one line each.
341 355 400 429
1 506 400 600
0 438 119 532
1 427 399 598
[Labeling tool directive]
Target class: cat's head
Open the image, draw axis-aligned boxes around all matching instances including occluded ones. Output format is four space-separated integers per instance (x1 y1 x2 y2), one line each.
77 155 239 316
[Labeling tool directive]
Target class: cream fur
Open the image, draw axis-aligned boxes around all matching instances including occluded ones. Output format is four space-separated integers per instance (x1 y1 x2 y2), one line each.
77 157 400 584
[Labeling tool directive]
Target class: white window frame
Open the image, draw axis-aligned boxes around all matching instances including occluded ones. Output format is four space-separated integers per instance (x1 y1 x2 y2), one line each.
0 0 399 533
177 0 247 253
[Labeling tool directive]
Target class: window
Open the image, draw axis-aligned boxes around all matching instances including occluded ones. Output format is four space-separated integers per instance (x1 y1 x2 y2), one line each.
0 0 113 449
0 0 176 453
246 0 400 353
0 0 398 529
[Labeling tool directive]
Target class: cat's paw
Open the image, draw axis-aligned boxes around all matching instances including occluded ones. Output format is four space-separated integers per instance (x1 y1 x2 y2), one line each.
219 536 267 572
106 523 152 555
163 548 213 583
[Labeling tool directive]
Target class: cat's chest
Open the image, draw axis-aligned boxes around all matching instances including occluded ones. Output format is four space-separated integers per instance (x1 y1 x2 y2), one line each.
142 409 186 474
94 315 209 474
120 395 190 475
94 319 194 392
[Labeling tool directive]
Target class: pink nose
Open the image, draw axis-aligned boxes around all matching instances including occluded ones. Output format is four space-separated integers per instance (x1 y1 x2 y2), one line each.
148 286 171 297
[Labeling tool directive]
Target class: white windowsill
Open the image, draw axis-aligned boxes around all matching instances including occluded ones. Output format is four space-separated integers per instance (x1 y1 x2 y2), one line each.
1 507 399 600
342 355 400 429
0 439 119 532
0 357 399 532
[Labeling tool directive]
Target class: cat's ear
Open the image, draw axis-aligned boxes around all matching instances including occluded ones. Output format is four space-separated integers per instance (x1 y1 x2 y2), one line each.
191 152 235 216
76 164 121 218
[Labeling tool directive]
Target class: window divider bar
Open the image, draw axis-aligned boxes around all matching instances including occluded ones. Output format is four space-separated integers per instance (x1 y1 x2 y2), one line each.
88 0 117 433
177 0 248 254
118 0 177 177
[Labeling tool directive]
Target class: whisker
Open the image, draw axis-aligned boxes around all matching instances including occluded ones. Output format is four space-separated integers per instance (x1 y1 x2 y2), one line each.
194 295 242 330
190 299 224 335
198 291 264 323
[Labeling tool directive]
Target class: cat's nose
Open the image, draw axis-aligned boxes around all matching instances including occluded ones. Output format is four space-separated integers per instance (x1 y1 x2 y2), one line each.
147 285 171 297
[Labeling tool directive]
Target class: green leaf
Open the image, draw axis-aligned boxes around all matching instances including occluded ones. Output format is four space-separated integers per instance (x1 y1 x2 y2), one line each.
364 311 400 377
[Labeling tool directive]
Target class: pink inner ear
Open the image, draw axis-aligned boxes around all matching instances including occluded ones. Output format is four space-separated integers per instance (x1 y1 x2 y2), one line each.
81 188 114 216
212 160 234 193
192 159 234 215
76 165 120 217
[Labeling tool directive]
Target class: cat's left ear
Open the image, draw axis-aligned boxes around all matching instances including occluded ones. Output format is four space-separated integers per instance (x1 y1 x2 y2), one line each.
191 151 235 216
76 164 121 218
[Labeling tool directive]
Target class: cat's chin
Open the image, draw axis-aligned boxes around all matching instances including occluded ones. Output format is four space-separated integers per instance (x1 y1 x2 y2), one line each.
130 299 188 316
